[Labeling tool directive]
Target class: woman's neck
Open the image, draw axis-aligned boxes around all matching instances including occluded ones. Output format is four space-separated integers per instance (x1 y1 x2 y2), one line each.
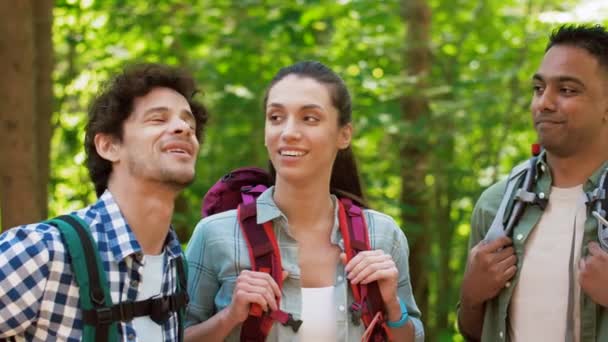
272 177 334 233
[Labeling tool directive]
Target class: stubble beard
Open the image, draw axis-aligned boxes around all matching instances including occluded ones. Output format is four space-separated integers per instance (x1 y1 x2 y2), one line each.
128 155 196 191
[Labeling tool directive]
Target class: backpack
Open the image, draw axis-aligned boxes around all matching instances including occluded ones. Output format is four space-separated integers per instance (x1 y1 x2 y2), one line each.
202 167 392 342
484 145 608 250
46 214 189 342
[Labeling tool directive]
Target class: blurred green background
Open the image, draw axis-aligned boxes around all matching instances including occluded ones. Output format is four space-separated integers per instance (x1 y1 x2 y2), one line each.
1 0 607 340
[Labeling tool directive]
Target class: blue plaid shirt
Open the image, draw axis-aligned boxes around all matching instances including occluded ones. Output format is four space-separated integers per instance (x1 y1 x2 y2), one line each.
0 190 185 342
186 187 425 341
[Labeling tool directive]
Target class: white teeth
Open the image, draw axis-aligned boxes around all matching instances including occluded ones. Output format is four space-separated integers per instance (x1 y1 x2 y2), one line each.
281 150 305 157
168 149 187 154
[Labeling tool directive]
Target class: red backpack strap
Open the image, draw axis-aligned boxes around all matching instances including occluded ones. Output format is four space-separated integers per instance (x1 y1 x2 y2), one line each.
338 198 392 341
237 203 302 342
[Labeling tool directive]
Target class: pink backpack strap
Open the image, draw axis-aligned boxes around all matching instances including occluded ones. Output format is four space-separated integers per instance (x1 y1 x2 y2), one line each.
237 202 302 341
240 184 268 206
338 198 392 341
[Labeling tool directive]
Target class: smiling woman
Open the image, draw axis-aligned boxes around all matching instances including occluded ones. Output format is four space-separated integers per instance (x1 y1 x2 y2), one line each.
184 61 425 342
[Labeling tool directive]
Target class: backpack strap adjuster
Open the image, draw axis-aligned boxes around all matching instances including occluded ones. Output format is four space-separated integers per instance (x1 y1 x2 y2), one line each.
150 296 172 325
513 189 536 203
586 188 606 204
118 301 134 321
94 307 114 325
349 301 363 326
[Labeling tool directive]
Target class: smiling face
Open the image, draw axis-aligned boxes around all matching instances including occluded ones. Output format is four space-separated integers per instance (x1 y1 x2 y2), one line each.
531 45 608 158
264 75 352 185
108 87 200 190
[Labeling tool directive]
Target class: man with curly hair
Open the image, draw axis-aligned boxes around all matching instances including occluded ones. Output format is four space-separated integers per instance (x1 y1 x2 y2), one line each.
0 63 208 341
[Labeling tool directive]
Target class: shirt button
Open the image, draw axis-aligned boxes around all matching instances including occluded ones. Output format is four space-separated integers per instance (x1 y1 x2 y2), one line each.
505 281 511 288
540 164 546 172
338 305 345 312
499 331 504 339
337 276 344 282
538 192 546 199
516 234 524 241
130 280 139 288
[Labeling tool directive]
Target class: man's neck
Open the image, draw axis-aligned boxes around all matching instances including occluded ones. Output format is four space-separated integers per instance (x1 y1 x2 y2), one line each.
107 178 177 255
547 147 608 188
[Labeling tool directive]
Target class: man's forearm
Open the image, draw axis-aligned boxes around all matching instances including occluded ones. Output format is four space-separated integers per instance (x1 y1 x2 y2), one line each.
457 300 485 341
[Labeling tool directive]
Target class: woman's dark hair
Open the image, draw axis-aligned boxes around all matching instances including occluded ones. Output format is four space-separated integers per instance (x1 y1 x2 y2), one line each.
263 61 366 206
85 63 209 197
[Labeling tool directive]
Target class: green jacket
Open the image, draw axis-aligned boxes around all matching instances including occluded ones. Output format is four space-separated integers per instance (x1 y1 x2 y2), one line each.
464 154 608 342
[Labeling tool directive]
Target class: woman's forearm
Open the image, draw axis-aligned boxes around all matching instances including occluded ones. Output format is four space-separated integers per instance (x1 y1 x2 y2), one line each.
184 307 240 342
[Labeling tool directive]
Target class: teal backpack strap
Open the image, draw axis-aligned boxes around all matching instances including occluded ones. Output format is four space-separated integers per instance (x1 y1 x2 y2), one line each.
175 255 189 342
47 214 118 342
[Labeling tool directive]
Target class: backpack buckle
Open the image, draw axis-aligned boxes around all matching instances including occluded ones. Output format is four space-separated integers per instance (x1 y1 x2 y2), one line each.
349 301 363 326
586 188 606 204
96 307 114 325
284 313 303 332
150 296 172 325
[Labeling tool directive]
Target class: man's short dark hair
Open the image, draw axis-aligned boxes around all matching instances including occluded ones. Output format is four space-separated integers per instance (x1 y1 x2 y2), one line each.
547 24 608 70
85 63 209 197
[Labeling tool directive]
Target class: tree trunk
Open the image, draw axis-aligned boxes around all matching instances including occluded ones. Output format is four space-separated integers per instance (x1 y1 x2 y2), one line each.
400 0 432 333
0 0 43 230
33 0 55 219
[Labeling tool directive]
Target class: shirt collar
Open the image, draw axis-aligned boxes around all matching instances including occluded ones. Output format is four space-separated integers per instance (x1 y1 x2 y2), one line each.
86 190 182 261
255 186 283 224
535 150 608 188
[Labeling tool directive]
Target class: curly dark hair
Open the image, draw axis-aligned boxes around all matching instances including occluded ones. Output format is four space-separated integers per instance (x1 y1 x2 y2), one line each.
85 63 209 197
547 24 608 69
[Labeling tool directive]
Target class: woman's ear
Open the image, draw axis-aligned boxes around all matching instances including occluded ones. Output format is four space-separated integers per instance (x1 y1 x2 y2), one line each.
94 133 121 163
337 123 352 150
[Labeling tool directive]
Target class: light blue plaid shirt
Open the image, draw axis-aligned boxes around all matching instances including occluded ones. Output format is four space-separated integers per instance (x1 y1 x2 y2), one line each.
185 187 424 341
0 190 184 342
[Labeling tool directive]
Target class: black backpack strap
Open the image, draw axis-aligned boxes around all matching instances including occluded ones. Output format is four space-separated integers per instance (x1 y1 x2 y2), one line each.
175 256 189 342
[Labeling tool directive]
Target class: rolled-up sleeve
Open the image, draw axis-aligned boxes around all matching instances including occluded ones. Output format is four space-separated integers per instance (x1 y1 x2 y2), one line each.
391 221 425 342
184 217 220 327
365 210 424 342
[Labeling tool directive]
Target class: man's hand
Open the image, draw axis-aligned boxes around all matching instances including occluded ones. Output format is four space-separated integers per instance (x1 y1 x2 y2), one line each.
460 236 517 308
579 242 608 307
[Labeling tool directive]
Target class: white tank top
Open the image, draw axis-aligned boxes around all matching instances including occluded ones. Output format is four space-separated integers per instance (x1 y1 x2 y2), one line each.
298 286 337 341
132 252 165 342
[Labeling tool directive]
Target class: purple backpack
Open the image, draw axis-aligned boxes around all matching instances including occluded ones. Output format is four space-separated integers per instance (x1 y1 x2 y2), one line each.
200 167 391 341
201 167 272 217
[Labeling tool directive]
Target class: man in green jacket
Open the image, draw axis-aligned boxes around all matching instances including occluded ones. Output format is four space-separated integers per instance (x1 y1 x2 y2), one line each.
458 24 608 342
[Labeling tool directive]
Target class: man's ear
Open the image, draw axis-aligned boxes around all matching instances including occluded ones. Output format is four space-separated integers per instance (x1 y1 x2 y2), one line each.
94 133 121 162
337 123 352 150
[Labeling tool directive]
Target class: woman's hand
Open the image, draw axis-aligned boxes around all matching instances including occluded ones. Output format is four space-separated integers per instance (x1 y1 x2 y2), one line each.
343 250 400 310
227 270 283 323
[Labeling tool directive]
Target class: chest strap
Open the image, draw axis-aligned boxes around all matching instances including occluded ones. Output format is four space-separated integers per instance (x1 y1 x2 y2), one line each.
82 291 189 326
